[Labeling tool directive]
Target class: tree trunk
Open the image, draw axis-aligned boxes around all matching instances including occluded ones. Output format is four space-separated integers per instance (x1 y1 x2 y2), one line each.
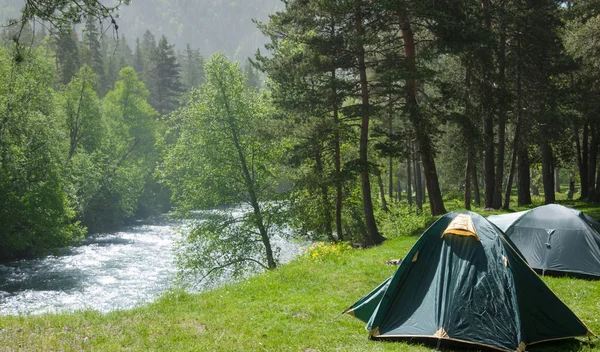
414 150 423 213
482 0 495 209
531 169 540 197
397 161 402 201
220 86 276 269
387 99 394 202
554 168 560 193
378 173 389 211
581 124 589 199
503 121 520 209
315 149 335 241
232 137 275 269
407 152 413 207
389 156 394 202
595 160 600 202
493 17 507 209
472 160 481 207
421 164 426 204
400 13 446 216
540 140 555 204
568 180 575 200
517 143 532 206
464 151 472 210
575 126 583 195
587 126 598 200
332 70 343 241
355 5 384 246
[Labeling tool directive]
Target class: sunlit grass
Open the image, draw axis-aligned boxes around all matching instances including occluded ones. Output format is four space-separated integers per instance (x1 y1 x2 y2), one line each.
0 200 599 351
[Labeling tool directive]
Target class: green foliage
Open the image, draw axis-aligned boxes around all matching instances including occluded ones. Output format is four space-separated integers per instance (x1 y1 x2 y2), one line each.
56 30 81 86
149 35 183 115
0 46 83 260
60 65 104 157
179 44 205 92
160 53 286 280
80 18 105 94
160 53 279 211
376 203 436 239
79 66 159 232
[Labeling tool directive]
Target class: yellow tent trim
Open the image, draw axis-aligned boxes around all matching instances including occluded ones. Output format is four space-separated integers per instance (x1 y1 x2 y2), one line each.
412 250 419 262
368 327 380 337
441 214 479 241
433 327 448 338
517 341 527 352
343 307 355 317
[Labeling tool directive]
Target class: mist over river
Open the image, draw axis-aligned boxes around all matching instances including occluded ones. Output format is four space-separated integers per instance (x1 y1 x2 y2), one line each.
0 214 304 316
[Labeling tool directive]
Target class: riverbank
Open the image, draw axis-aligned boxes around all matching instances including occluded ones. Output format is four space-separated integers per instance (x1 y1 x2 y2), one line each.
1 201 599 351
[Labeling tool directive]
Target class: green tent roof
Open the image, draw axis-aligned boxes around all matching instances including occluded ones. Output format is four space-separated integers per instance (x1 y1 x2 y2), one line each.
345 212 591 352
488 204 600 278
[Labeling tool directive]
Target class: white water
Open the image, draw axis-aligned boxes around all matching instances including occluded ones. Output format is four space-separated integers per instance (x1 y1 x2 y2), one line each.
0 215 304 316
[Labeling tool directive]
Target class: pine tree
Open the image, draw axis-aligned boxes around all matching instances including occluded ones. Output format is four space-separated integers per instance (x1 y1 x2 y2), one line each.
56 29 81 85
149 35 183 115
133 38 144 75
140 30 157 88
118 35 133 69
257 0 388 244
105 53 118 93
180 43 205 92
81 18 105 94
244 59 260 88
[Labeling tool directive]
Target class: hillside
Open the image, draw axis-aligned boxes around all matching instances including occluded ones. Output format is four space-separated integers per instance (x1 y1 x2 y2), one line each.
0 0 282 60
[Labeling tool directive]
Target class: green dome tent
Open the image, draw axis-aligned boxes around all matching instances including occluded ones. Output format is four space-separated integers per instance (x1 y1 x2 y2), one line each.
488 204 600 278
344 212 591 352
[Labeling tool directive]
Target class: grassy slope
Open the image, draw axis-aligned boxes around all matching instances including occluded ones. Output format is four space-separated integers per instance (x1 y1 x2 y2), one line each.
0 199 599 351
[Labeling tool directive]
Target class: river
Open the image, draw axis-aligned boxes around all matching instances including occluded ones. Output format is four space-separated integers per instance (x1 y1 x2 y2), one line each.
0 215 305 316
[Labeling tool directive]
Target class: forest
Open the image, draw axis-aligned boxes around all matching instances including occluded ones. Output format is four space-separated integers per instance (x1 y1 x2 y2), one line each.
1 0 600 281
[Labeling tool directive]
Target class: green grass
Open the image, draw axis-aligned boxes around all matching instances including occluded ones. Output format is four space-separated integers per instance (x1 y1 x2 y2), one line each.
0 200 599 351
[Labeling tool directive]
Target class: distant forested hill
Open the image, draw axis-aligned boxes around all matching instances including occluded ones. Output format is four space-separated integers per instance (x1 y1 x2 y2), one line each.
0 0 282 60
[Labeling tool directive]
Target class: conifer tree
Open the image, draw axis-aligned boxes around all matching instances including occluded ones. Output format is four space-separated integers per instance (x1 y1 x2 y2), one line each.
244 59 260 88
150 35 183 115
105 53 118 93
56 29 81 85
133 38 144 75
81 18 105 94
140 30 157 87
180 43 205 92
118 35 133 69
257 0 389 245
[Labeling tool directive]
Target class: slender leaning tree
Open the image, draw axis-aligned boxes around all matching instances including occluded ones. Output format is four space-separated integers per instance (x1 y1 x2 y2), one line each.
159 53 284 284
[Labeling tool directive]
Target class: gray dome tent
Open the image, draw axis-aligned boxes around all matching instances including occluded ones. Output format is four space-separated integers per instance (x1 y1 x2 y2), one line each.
344 212 591 352
488 204 600 278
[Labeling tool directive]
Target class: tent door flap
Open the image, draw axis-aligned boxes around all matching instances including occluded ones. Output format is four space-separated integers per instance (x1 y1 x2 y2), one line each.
545 229 555 248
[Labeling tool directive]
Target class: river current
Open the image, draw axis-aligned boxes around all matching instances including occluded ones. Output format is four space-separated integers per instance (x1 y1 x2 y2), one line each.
0 215 304 316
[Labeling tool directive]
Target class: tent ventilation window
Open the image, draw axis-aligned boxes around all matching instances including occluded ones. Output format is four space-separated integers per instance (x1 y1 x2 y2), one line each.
441 214 480 241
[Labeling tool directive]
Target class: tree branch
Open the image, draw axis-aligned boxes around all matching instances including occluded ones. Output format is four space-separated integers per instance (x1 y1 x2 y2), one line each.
198 257 269 283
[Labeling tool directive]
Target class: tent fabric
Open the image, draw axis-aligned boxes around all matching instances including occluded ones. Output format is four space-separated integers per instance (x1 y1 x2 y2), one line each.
441 213 479 240
488 204 600 278
344 212 591 352
488 210 529 232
